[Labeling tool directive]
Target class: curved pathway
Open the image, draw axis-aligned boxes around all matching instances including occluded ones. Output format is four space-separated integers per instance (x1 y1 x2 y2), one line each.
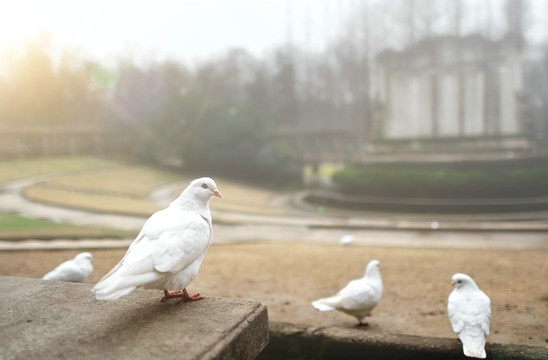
1 175 547 250
0 174 146 231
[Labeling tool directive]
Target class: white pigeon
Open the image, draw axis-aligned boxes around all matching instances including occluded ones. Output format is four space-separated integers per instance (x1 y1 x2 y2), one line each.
92 177 222 302
311 259 383 326
42 252 94 283
447 273 491 359
339 234 354 246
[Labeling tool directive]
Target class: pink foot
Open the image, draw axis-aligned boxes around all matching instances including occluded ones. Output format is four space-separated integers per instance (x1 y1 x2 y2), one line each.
161 289 205 303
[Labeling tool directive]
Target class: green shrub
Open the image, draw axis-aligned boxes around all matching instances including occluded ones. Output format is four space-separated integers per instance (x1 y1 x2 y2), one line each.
332 160 548 198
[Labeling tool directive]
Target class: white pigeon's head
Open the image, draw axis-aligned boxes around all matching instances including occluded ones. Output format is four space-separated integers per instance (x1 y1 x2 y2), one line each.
74 252 94 278
74 252 93 264
451 273 479 290
365 259 381 277
187 177 223 201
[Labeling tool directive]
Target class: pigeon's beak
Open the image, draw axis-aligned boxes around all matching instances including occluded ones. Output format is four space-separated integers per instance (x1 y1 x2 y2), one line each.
213 190 223 198
450 281 455 287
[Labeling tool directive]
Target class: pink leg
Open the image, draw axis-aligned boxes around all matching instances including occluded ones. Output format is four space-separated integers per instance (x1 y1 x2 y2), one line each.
357 321 369 327
160 288 205 303
175 289 204 303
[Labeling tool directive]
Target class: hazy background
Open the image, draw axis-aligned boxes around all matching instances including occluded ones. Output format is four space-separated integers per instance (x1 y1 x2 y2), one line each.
1 0 547 186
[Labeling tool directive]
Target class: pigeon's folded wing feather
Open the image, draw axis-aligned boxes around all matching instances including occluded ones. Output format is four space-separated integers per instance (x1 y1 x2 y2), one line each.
343 289 375 308
92 235 160 298
477 294 491 335
152 214 210 273
448 311 465 333
94 231 148 283
448 291 491 335
95 209 164 283
43 261 80 282
311 279 363 311
340 285 377 310
448 293 466 333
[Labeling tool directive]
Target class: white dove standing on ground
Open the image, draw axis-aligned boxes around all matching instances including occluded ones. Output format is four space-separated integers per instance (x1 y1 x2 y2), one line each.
42 252 94 283
311 259 383 326
92 177 222 302
339 234 354 246
447 273 491 359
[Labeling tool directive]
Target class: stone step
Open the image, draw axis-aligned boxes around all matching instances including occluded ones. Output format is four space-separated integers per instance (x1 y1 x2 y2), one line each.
260 322 548 360
0 276 268 360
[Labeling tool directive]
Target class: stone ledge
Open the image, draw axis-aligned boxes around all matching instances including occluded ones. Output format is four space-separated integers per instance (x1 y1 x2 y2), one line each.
259 322 548 360
0 276 268 360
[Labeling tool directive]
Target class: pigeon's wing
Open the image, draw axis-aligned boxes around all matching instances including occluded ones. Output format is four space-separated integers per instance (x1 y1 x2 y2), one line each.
92 233 161 300
337 279 378 310
151 212 211 273
448 291 465 333
43 260 83 282
311 279 356 311
95 228 148 283
448 290 491 335
95 208 177 282
476 292 491 335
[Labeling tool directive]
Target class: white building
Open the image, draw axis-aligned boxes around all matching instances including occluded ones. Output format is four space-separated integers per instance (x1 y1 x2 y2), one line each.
371 35 534 160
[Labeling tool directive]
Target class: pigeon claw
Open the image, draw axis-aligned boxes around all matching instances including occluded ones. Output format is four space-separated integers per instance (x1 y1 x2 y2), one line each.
176 290 204 304
161 289 205 303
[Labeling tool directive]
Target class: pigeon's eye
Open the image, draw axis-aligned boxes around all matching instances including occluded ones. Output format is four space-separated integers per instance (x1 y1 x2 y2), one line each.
201 183 208 189
457 280 462 284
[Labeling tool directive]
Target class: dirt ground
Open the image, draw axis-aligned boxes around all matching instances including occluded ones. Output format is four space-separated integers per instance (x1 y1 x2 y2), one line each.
1 243 547 348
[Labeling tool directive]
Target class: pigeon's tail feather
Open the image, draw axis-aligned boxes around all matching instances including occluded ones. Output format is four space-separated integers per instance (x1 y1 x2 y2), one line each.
459 328 487 359
93 271 161 301
94 286 137 301
42 272 54 281
312 296 341 312
462 344 486 359
311 300 334 311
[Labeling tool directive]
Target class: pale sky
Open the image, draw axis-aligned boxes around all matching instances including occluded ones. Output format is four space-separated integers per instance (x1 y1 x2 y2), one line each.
0 0 546 67
0 0 338 66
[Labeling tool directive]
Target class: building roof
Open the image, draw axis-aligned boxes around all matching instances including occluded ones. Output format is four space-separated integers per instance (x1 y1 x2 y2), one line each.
376 34 523 68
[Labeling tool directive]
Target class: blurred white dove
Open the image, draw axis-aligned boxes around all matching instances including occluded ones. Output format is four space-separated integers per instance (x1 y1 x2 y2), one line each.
311 259 383 326
92 177 222 302
42 252 94 283
339 234 354 246
447 273 491 359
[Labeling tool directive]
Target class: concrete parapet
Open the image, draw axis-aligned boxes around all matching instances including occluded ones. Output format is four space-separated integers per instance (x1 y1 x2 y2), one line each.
259 322 548 360
0 276 268 360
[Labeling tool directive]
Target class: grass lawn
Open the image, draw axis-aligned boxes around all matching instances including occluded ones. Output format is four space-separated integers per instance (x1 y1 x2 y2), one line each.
23 165 183 216
0 156 113 183
19 159 286 217
0 156 285 239
0 211 133 240
0 156 178 237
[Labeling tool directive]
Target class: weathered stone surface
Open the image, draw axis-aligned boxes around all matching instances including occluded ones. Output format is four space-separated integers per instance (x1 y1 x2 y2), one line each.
0 276 268 360
259 322 548 360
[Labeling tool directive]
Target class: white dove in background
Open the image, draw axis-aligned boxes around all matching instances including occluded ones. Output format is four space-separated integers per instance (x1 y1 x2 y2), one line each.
339 234 354 246
42 252 94 283
92 177 222 303
311 259 383 326
447 273 491 359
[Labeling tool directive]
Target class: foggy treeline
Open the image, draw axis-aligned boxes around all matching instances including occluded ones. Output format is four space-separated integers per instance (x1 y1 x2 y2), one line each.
0 0 547 184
